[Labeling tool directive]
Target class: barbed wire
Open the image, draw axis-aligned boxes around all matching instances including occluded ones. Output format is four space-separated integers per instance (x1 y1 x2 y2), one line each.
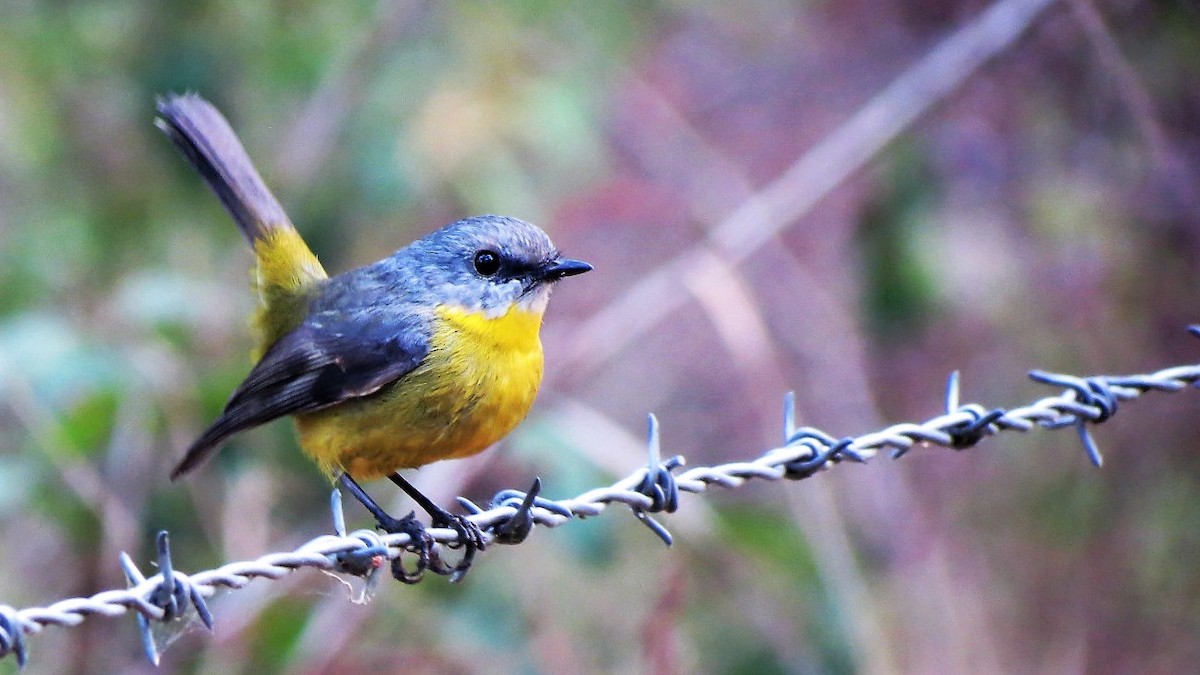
2 329 1199 668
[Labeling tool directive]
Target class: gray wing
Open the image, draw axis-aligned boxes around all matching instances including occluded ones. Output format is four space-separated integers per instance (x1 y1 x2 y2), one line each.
171 314 428 479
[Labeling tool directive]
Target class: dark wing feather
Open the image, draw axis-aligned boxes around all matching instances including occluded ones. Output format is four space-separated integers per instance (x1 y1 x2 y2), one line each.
171 318 426 479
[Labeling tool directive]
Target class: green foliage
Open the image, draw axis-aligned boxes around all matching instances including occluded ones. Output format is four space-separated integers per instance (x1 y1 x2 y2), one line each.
857 143 940 340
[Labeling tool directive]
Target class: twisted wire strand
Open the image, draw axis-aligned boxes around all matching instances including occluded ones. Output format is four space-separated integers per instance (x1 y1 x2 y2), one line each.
2 360 1198 666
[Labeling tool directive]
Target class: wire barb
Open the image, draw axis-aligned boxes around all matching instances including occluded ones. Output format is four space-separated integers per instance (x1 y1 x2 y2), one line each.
1027 370 1120 466
629 414 683 546
783 406 870 471
119 531 213 666
472 485 575 520
785 436 858 477
489 478 544 545
328 490 389 580
941 371 1007 450
0 604 28 669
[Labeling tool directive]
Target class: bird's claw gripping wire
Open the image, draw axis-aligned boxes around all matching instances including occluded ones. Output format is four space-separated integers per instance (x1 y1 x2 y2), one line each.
1028 370 1118 467
427 512 486 584
336 473 416 581
377 512 435 584
0 605 28 669
629 415 683 546
392 512 479 584
336 473 480 584
119 531 213 666
374 507 474 585
383 472 486 584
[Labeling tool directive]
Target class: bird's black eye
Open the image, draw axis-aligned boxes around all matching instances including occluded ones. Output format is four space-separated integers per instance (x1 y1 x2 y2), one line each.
473 249 501 277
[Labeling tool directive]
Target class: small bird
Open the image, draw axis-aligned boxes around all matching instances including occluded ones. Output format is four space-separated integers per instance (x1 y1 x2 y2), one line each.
156 93 590 579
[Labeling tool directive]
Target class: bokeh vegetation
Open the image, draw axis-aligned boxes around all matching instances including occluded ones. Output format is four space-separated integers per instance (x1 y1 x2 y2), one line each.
1 1 1199 673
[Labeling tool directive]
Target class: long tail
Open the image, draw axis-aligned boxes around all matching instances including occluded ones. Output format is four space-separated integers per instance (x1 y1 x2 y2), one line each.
157 93 326 353
156 93 293 243
159 94 328 479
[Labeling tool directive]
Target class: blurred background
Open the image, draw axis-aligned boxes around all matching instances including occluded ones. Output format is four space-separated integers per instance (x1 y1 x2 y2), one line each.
1 0 1199 673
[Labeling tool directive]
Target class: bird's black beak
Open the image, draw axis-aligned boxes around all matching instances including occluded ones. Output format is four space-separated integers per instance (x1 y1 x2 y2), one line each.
537 257 593 281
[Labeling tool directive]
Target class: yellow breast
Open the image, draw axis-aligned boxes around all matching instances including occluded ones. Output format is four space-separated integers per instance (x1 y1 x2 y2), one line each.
295 303 545 480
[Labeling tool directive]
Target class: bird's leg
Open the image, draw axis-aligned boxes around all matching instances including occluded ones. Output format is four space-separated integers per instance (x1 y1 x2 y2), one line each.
336 473 432 583
387 472 486 580
337 472 410 531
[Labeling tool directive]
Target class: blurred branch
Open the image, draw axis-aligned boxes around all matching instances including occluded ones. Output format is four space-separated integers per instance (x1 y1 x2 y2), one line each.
563 0 1061 373
2 349 1199 668
1067 0 1169 166
273 1 424 189
1067 0 1200 220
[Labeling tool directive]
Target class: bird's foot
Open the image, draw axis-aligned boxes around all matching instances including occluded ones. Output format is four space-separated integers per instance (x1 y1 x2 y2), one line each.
385 472 486 583
375 508 485 584
371 510 436 584
337 472 487 583
423 506 486 583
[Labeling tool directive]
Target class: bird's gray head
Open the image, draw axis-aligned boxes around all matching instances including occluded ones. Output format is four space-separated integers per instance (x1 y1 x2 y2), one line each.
401 215 591 317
